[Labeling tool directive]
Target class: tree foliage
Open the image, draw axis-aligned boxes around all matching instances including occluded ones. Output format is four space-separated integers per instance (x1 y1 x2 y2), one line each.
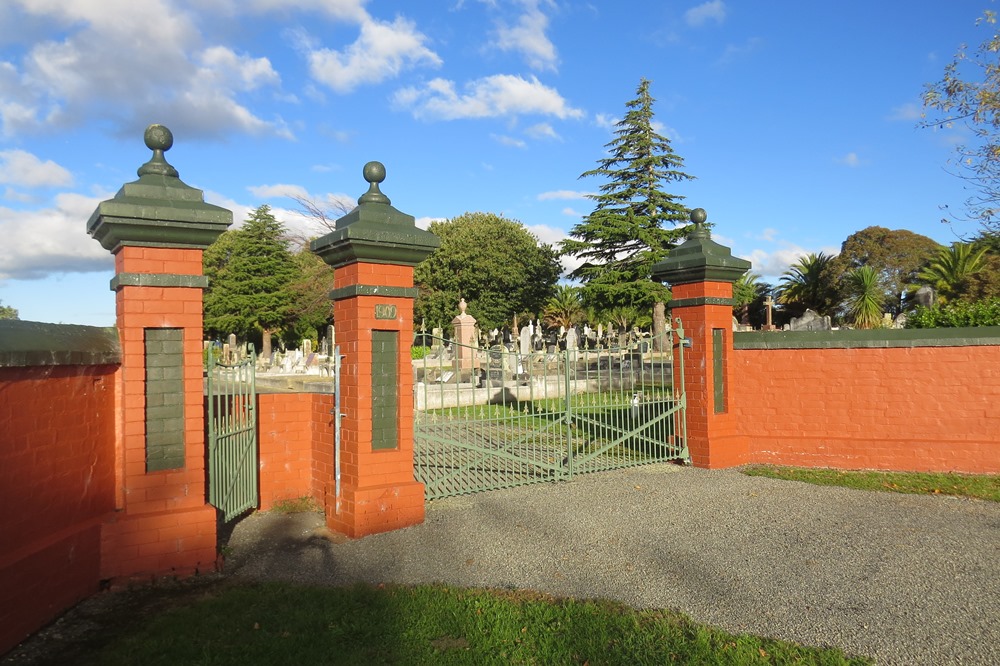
845 265 886 329
776 252 838 318
204 205 300 354
0 300 18 320
829 227 941 316
923 10 1000 233
906 297 1000 328
917 241 989 303
414 212 561 331
541 285 585 330
561 78 694 313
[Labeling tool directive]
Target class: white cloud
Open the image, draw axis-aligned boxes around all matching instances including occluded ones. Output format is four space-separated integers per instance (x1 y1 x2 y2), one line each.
0 150 73 187
524 222 567 247
685 0 726 26
526 122 559 140
739 244 839 280
492 1 558 71
0 192 111 280
248 183 311 199
537 190 590 201
0 0 290 139
307 15 441 93
414 216 445 230
394 74 584 121
594 113 617 129
561 207 582 217
492 134 527 148
243 0 368 22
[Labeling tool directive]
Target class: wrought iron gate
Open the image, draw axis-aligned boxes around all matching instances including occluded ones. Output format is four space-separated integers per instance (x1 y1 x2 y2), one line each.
206 345 258 521
414 320 687 500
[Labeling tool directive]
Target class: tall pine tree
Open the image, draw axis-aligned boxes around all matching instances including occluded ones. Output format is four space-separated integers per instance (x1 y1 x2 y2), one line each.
204 205 299 359
562 78 694 315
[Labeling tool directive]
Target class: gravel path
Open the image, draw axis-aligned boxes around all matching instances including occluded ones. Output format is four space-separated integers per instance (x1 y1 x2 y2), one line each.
225 465 1000 666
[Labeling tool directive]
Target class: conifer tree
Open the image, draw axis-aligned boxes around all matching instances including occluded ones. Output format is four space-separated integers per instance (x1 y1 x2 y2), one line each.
204 205 299 359
562 78 694 314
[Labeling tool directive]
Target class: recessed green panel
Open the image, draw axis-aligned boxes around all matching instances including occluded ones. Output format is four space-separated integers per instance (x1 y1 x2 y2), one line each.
713 328 726 414
145 328 185 471
372 330 398 450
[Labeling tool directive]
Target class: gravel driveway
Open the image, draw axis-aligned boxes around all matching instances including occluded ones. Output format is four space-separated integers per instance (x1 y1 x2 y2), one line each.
224 464 1000 666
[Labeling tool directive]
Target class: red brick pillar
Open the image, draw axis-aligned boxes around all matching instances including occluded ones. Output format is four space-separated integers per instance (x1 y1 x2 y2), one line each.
87 125 231 580
652 208 752 468
311 162 439 537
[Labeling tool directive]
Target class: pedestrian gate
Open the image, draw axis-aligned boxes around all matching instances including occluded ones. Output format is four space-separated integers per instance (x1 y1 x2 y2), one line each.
206 345 258 522
414 320 687 500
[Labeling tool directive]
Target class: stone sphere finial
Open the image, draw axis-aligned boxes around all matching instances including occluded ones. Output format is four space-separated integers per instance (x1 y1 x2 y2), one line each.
137 123 179 178
358 161 390 205
144 124 173 152
689 207 710 239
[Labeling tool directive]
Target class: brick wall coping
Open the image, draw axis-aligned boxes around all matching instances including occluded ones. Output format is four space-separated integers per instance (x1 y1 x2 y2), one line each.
0 320 121 367
734 326 1000 350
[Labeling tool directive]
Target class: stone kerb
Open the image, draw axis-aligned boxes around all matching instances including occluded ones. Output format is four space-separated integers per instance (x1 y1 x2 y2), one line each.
87 124 231 581
651 208 751 469
311 161 439 538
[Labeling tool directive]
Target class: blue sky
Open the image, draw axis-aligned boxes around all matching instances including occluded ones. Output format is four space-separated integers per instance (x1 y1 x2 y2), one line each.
0 0 988 326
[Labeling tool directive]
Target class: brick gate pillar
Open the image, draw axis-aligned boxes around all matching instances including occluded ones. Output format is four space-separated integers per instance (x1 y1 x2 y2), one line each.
311 162 439 538
87 125 232 580
651 208 751 469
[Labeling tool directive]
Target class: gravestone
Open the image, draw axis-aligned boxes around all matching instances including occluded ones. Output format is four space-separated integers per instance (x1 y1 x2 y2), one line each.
789 309 832 331
519 326 532 356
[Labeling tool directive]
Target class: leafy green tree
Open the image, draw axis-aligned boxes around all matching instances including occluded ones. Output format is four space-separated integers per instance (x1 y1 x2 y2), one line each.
541 285 585 331
414 212 561 331
830 227 941 316
923 10 1000 234
733 272 762 325
776 252 838 318
0 300 18 320
203 205 299 359
917 241 989 303
561 78 694 314
907 297 1000 328
282 245 336 347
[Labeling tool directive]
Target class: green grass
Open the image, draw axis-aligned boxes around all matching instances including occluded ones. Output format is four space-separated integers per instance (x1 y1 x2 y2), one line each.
269 496 322 514
86 582 868 666
742 465 1000 502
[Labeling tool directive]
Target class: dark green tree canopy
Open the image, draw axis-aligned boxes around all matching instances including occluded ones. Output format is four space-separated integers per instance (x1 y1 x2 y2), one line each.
561 78 694 313
204 205 300 345
414 212 561 331
829 226 941 316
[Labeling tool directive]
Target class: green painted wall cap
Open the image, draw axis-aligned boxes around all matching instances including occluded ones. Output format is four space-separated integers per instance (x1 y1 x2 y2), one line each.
87 125 233 252
652 208 751 285
311 161 439 268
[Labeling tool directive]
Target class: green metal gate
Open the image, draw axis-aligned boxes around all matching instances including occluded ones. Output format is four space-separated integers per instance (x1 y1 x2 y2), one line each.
206 345 258 521
414 320 687 500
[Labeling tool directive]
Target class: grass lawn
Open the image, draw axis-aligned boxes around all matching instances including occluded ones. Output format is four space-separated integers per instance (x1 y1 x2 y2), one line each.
81 582 868 666
742 465 1000 502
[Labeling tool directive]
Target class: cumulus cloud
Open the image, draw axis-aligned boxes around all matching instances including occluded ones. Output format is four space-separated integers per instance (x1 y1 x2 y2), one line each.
685 0 726 26
526 122 559 140
1 0 290 139
492 1 559 71
0 150 73 188
394 74 584 121
307 15 441 93
594 113 618 129
0 192 112 280
248 183 311 199
492 134 527 148
740 244 839 280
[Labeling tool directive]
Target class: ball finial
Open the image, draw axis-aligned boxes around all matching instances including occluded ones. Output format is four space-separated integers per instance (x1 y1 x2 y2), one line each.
690 208 707 225
358 161 390 205
144 124 173 152
363 161 386 185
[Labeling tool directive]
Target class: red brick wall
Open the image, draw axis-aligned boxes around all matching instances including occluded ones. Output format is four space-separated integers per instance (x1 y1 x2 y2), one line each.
733 344 1000 473
0 364 117 654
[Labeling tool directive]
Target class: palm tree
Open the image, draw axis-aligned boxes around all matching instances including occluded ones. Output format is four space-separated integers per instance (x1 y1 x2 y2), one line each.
733 272 761 325
917 242 989 303
846 266 886 329
541 285 585 330
777 252 837 315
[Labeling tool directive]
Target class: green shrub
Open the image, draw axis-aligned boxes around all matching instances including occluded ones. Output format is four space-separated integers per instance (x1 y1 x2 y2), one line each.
906 298 1000 328
411 345 431 360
